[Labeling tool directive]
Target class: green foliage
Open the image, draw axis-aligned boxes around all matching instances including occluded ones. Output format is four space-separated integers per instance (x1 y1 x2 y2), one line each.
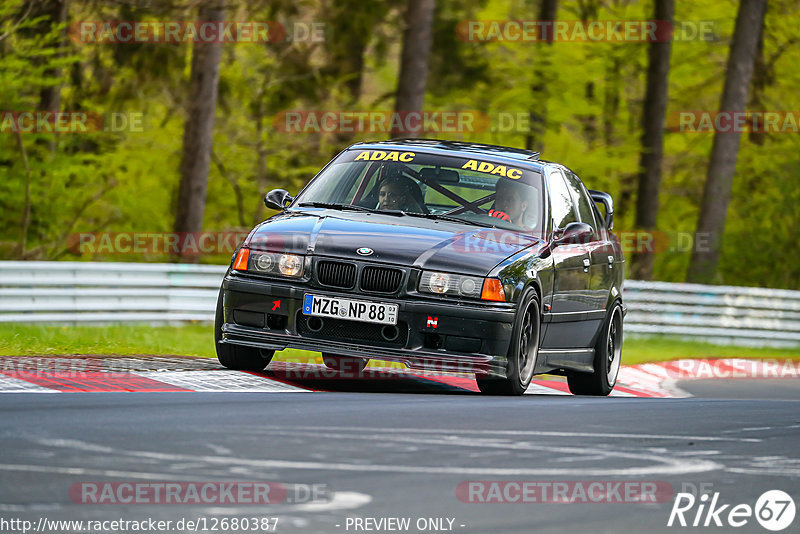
0 0 798 288
1 323 797 365
0 322 315 362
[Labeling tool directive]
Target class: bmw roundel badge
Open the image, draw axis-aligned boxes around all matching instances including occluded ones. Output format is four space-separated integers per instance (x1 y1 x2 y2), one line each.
356 247 374 256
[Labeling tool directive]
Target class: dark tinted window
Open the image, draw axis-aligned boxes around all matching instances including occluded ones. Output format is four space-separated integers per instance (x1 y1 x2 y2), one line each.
565 172 597 231
548 171 578 229
294 150 546 236
591 200 607 230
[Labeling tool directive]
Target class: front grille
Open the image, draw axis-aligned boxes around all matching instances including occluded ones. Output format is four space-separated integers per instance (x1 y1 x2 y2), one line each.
297 313 408 347
316 261 356 288
361 266 403 293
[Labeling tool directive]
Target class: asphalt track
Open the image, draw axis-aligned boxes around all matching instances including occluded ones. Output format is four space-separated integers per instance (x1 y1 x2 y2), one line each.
0 357 798 534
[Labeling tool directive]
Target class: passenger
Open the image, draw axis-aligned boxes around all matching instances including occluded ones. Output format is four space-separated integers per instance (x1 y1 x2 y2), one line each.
488 178 529 226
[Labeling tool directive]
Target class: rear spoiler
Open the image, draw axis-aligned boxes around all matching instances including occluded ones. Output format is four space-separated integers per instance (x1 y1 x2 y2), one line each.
589 190 614 230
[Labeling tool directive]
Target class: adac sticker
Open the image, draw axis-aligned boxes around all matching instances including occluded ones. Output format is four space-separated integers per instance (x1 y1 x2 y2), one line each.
461 159 522 179
354 150 415 162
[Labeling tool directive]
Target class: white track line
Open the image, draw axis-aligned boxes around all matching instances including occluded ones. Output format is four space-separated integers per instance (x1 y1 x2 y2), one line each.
249 425 761 443
34 437 723 477
0 374 60 393
133 370 309 392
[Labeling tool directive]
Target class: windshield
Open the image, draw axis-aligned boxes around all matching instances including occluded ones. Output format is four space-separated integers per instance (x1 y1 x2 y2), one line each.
293 149 546 236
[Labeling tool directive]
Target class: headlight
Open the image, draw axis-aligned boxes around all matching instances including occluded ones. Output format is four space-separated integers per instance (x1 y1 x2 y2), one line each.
278 254 303 276
420 271 483 298
234 249 305 278
428 272 450 294
255 254 273 271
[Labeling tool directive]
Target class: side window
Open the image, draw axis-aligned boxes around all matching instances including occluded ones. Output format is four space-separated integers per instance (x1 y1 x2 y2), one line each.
548 171 578 229
591 201 607 231
564 172 597 231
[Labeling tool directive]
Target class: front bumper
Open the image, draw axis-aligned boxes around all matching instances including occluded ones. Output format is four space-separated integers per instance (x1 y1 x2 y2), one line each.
220 273 517 377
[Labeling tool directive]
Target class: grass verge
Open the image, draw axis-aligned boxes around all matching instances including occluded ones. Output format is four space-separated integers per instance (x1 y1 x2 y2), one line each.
0 323 797 366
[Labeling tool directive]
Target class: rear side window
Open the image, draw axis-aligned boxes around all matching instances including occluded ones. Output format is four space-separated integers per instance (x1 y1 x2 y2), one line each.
548 171 578 229
564 172 598 231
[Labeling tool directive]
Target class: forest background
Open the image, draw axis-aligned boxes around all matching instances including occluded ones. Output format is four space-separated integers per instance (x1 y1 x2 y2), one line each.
1 0 797 289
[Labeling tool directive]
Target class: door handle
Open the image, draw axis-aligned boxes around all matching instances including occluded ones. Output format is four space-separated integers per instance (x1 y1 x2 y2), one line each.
583 258 590 272
608 255 614 268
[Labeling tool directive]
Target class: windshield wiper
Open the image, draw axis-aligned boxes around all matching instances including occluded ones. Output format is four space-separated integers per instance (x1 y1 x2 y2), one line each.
296 203 485 226
296 203 411 217
296 202 373 213
398 211 487 227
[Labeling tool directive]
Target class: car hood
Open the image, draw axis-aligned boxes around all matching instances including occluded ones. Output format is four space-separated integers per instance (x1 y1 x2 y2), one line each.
247 210 540 275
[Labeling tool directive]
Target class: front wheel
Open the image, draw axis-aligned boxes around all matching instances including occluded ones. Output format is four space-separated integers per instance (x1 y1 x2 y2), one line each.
567 302 623 396
214 289 274 371
477 290 540 396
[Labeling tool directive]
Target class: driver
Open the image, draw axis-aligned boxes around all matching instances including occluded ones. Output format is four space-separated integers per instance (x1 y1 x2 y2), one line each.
488 178 529 225
377 174 425 212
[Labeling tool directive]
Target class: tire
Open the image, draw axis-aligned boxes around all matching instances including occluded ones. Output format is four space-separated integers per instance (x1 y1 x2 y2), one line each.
477 289 540 396
567 301 623 396
215 288 274 371
322 353 368 374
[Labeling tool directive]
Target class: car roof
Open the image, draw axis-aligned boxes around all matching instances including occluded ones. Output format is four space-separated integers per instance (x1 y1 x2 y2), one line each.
347 138 553 174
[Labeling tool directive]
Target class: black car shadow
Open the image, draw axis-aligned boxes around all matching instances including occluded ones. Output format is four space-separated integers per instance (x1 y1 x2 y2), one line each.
250 361 480 394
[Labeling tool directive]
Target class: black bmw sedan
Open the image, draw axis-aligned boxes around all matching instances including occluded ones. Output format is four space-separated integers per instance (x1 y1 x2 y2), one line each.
215 139 625 396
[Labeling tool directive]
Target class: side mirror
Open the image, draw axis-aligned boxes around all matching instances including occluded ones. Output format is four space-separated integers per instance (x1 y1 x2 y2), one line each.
264 189 294 211
589 189 614 229
554 221 594 245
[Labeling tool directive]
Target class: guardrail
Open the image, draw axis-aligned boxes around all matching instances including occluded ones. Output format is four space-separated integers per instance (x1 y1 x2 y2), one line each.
1 261 798 348
623 281 800 348
0 261 224 324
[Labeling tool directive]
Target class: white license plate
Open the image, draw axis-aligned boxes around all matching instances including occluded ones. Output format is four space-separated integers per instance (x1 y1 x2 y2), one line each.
302 294 398 325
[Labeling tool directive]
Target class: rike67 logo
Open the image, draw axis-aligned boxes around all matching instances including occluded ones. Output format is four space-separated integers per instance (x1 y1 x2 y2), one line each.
668 490 795 531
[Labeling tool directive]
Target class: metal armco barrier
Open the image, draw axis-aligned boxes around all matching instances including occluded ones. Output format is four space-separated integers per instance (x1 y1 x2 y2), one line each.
1 262 799 348
0 261 225 324
623 281 800 348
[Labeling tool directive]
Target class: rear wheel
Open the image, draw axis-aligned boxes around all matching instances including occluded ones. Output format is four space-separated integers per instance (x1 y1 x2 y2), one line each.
567 302 622 396
322 354 368 374
215 289 274 371
477 290 540 396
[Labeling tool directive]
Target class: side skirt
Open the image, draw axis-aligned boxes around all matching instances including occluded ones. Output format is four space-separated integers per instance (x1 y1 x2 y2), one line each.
538 348 594 373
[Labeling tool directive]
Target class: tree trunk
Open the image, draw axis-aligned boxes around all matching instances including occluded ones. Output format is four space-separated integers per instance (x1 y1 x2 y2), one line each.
15 132 31 259
325 0 389 103
252 84 268 226
391 0 436 137
582 81 597 145
747 5 767 146
524 0 557 151
30 0 68 152
602 55 621 148
630 0 674 280
38 0 68 113
686 0 766 283
577 0 599 147
326 0 387 145
173 1 224 262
